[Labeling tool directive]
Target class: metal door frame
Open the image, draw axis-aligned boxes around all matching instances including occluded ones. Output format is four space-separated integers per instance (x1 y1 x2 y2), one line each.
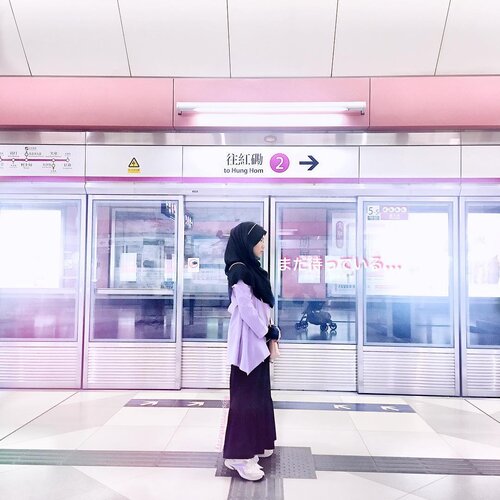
270 196 358 391
357 196 460 396
83 194 184 389
180 196 269 388
460 196 500 396
0 193 87 388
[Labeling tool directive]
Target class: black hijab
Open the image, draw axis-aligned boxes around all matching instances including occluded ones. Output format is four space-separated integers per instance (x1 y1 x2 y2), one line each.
224 221 275 308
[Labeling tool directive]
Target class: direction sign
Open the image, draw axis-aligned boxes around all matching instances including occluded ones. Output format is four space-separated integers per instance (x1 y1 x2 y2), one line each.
183 146 358 182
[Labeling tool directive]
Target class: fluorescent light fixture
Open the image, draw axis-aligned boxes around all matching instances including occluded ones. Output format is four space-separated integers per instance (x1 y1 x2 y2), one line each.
177 101 366 115
278 229 299 236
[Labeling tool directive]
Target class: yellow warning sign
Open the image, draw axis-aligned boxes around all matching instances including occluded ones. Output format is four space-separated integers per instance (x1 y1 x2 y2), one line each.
128 157 140 174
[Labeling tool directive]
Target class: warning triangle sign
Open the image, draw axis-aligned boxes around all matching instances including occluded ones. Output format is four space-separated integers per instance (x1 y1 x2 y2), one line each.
128 157 141 174
129 158 140 168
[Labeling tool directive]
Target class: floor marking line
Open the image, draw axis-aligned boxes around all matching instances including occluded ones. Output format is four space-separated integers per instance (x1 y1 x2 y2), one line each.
0 392 78 443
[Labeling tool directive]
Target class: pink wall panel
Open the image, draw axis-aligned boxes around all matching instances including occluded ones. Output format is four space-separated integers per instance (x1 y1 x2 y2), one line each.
174 78 370 129
0 78 174 130
370 76 500 130
2 76 500 130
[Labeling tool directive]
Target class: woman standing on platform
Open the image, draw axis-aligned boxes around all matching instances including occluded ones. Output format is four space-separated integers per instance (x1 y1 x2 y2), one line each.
222 221 280 481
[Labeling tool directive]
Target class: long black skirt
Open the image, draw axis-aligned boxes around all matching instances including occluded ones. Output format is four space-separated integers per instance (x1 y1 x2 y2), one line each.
223 357 277 459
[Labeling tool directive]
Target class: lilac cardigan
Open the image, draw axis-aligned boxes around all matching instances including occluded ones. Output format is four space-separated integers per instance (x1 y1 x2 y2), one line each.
227 280 271 374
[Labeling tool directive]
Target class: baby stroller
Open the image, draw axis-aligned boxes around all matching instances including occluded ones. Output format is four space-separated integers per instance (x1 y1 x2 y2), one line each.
295 301 337 339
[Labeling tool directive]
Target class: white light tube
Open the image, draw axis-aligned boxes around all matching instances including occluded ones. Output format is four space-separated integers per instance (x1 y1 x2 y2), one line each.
176 101 366 115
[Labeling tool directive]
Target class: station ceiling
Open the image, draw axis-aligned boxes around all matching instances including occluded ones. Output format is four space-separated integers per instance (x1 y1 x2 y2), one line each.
1 0 499 78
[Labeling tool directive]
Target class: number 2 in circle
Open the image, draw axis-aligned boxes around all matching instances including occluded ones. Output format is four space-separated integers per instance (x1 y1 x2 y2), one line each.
270 153 290 173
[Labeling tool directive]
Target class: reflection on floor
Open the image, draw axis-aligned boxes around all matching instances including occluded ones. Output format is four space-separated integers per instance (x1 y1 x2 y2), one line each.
1 389 500 499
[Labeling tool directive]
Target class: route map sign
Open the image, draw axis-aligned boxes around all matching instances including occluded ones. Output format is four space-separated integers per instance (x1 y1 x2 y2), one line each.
0 145 85 177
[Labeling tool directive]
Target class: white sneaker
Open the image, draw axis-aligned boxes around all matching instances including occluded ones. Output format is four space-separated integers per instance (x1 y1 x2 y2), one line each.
250 455 262 467
224 458 264 481
258 449 274 458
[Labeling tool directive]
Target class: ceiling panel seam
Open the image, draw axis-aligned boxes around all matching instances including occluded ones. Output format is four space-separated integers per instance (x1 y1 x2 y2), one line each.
330 0 340 77
8 0 32 76
434 0 453 76
226 0 232 78
116 0 132 77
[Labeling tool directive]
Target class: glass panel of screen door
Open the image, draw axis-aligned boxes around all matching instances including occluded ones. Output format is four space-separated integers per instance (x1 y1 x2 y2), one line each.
90 200 177 342
0 199 82 340
363 201 454 347
466 202 500 348
182 201 264 341
275 202 357 344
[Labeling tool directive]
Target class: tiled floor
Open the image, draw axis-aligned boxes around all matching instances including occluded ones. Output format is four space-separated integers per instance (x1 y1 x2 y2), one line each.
0 389 499 499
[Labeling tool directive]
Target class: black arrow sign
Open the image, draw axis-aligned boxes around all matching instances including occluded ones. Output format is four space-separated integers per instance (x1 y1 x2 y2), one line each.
299 155 319 171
